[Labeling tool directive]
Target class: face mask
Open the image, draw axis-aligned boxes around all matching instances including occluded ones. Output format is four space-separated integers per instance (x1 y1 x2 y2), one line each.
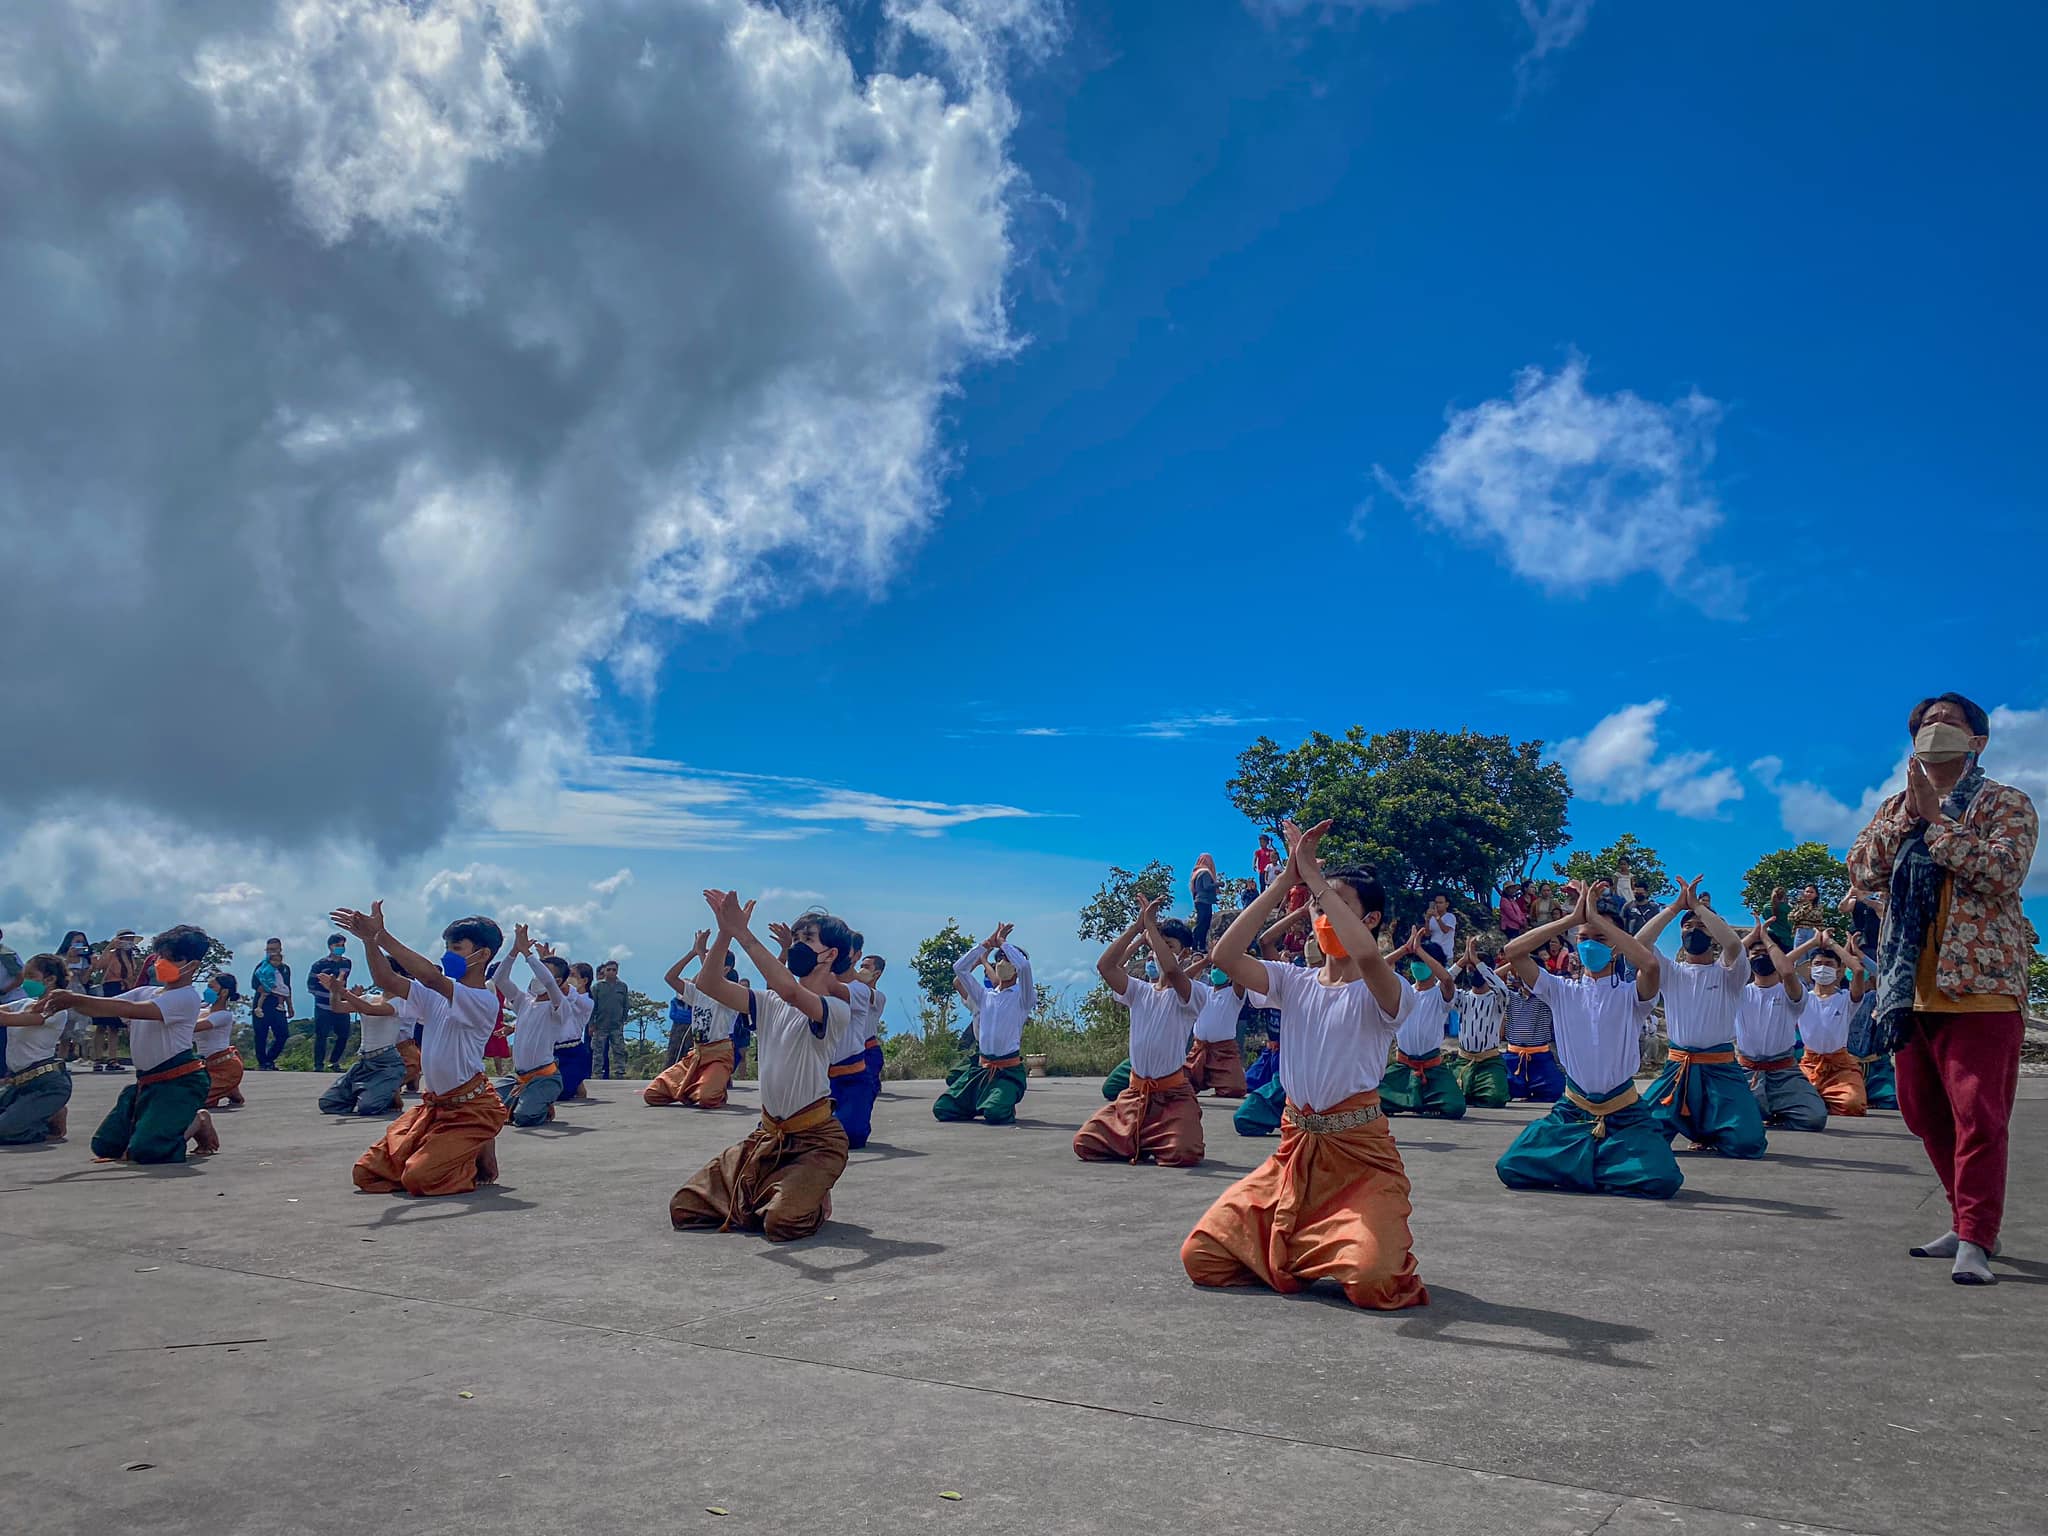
1810 964 1839 985
1407 960 1431 983
153 957 184 985
328 944 346 956
1309 913 1350 960
1748 953 1775 978
787 941 820 979
205 986 221 1004
1681 928 1715 956
440 950 469 980
1208 968 1228 986
1912 722 1977 763
1577 940 1613 973
991 958 1017 984
1144 961 1159 981
22 979 47 999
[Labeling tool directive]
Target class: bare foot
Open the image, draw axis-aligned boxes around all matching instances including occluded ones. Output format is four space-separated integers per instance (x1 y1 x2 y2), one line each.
190 1110 221 1156
229 1093 246 1107
49 1106 69 1140
475 1142 500 1185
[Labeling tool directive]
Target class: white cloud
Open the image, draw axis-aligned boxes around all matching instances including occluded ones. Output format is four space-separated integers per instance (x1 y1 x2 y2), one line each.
1381 357 1738 613
1754 705 2048 895
1131 713 1277 740
771 790 1036 838
1515 0 1596 86
758 887 828 905
422 863 519 906
1557 700 1743 819
0 0 1058 863
499 866 634 940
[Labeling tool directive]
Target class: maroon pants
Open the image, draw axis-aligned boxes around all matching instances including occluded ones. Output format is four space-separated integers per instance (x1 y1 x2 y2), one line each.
1894 1008 2023 1250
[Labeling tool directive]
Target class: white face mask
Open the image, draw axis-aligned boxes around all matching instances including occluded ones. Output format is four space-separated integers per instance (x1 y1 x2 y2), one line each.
1810 964 1839 986
1913 722 1977 763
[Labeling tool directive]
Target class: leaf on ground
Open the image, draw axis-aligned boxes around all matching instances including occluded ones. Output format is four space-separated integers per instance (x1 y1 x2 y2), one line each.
457 1391 474 1399
940 1491 963 1500
706 1507 729 1516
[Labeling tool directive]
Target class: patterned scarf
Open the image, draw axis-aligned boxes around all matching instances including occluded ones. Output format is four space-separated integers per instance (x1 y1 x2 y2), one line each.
1872 762 1986 1048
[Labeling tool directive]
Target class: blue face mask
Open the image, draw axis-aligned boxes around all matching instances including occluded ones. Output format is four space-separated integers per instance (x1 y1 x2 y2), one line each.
1577 940 1613 973
440 950 469 980
205 986 221 1004
1144 962 1159 981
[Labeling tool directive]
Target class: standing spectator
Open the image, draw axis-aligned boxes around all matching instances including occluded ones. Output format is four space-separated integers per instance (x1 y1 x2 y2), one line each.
307 934 354 1072
92 929 145 1072
0 928 23 1002
1424 892 1457 961
1189 854 1220 950
1621 883 1660 935
1765 887 1796 952
1529 882 1559 926
589 959 631 1078
1849 691 2036 1287
1789 883 1827 948
1841 884 1883 957
1252 833 1280 890
55 931 92 1061
1498 882 1529 941
251 938 293 1070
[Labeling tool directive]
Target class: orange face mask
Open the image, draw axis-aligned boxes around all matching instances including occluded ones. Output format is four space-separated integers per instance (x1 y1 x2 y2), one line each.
1310 913 1349 960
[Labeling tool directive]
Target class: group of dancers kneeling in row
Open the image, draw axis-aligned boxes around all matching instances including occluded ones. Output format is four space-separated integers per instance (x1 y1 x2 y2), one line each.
0 824 1892 1312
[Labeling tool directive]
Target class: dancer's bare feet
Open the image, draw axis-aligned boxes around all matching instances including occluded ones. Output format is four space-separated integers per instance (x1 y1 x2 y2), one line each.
48 1106 68 1142
188 1109 220 1156
475 1142 500 1185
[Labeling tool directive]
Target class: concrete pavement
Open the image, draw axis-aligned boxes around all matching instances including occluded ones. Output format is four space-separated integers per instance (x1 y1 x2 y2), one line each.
3 1069 2041 1535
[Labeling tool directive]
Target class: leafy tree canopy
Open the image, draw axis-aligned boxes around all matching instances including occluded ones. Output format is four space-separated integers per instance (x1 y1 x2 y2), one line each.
1558 834 1670 899
912 918 979 1002
1741 842 1851 919
1076 861 1177 944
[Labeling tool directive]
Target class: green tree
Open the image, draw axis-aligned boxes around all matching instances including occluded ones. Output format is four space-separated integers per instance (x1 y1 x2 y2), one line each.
1741 843 1851 922
626 988 665 1044
1558 834 1671 899
912 919 979 1002
1225 726 1572 928
1076 861 1177 944
2027 949 2047 1016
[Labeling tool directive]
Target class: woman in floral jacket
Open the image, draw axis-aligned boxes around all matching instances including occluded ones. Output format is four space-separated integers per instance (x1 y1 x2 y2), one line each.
1849 692 2037 1286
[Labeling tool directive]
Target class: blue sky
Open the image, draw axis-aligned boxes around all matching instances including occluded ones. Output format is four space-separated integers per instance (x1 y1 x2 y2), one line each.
553 2 2048 1010
5 1 2042 1025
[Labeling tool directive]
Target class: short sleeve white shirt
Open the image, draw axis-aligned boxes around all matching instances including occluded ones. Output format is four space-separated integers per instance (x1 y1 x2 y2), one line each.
828 980 874 1063
1396 985 1451 1057
1736 983 1807 1061
193 1004 235 1058
398 982 497 1095
124 984 202 1073
1260 961 1411 1112
1658 953 1747 1049
756 990 841 1120
1801 989 1854 1055
1113 975 1199 1078
3 999 68 1072
678 980 739 1044
1528 970 1650 1094
1188 981 1254 1044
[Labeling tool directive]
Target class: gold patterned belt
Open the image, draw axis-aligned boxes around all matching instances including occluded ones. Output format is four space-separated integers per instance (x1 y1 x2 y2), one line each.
5 1058 64 1088
1285 1100 1386 1134
424 1073 494 1107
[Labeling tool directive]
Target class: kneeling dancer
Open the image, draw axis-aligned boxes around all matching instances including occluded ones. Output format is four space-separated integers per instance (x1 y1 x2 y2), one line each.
933 926 1032 1125
0 953 78 1144
1496 886 1679 1199
1797 934 1870 1117
1378 933 1465 1119
646 928 745 1108
1637 882 1766 1157
333 903 508 1196
671 891 849 1241
1182 822 1428 1310
1735 921 1827 1131
492 927 570 1127
1075 901 1203 1166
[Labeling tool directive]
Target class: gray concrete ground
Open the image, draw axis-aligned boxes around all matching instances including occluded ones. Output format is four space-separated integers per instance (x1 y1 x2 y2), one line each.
3 1069 2042 1536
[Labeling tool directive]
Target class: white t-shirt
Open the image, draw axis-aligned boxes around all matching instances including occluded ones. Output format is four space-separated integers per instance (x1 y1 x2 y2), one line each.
397 981 498 1096
356 1007 402 1056
497 957 567 1074
1111 975 1199 1078
557 990 594 1048
828 979 874 1063
3 998 69 1073
1396 984 1451 1058
1425 911 1457 960
1260 960 1411 1112
193 1004 235 1058
1658 952 1746 1050
676 979 739 1044
1189 980 1261 1044
960 979 1029 1059
1736 983 1808 1061
1802 989 1854 1055
123 984 203 1073
755 989 843 1121
1528 970 1650 1096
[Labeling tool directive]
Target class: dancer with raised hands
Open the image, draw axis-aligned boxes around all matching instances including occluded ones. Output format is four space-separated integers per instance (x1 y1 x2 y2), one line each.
1448 938 1511 1109
1074 897 1204 1167
1377 930 1465 1119
1181 820 1428 1311
933 924 1033 1126
669 891 850 1241
646 927 749 1109
1495 883 1680 1199
1637 877 1767 1158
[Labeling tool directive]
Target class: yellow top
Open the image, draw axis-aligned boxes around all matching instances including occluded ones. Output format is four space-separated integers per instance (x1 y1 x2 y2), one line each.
1914 879 2013 1014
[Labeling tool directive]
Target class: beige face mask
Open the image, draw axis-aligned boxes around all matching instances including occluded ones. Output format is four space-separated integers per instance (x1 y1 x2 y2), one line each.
990 958 1017 984
1913 722 1977 763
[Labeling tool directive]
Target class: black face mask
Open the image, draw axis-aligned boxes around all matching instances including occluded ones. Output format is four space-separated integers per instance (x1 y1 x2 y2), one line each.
1748 953 1775 977
1681 928 1715 956
788 941 821 979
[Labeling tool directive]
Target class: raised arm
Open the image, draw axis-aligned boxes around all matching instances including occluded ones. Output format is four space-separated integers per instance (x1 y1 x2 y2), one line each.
999 929 1035 1014
1633 892 1688 949
1503 885 1587 988
664 931 711 997
1752 917 1803 1004
325 984 397 1018
1582 899 1661 1001
1411 927 1454 1001
1097 916 1143 993
713 890 826 1025
1254 903 1309 958
1212 846 1295 994
1138 898 1191 1003
687 904 752 1015
331 902 439 1000
1290 819 1404 1016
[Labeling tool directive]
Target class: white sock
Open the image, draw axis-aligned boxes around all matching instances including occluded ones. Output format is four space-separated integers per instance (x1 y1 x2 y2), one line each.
1911 1230 1960 1258
1952 1242 1995 1285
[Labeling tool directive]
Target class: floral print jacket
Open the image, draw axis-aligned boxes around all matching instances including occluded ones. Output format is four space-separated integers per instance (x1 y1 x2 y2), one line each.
1848 777 2038 1004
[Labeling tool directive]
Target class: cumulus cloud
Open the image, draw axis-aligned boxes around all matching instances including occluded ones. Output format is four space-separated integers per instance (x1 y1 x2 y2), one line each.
1380 357 1738 613
1557 700 1742 819
0 0 1056 859
1754 705 2048 894
500 866 634 939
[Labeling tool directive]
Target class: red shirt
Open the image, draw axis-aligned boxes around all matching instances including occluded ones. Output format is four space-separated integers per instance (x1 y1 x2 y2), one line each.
1254 844 1279 875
